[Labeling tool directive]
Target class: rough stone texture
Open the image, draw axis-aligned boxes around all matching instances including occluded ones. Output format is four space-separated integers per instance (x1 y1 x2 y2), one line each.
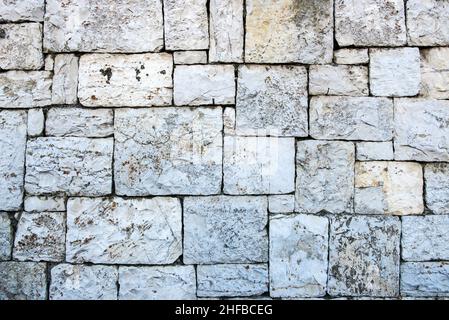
114 108 222 196
236 65 308 137
268 195 295 214
24 196 65 212
354 161 424 215
0 213 12 260
173 51 207 65
13 211 66 262
356 142 394 161
334 49 369 65
44 54 54 71
174 65 235 105
425 163 449 214
309 65 369 96
223 107 236 135
224 136 295 195
402 215 449 261
310 97 393 141
66 197 182 264
0 261 47 300
328 216 401 297
197 264 268 297
52 54 79 105
46 108 113 138
401 262 449 297
119 265 196 300
78 53 173 107
209 0 244 63
394 99 449 162
44 0 163 52
295 140 355 214
370 48 421 97
0 23 43 70
0 0 45 22
0 71 52 108
407 0 449 46
245 0 333 64
420 48 449 99
335 0 406 47
25 137 113 196
183 196 268 264
270 214 328 298
50 264 118 300
164 0 208 51
27 108 44 137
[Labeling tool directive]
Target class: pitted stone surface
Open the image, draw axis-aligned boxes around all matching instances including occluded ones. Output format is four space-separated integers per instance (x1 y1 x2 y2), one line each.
0 0 45 22
0 261 47 300
401 262 449 297
420 48 449 99
425 163 449 214
0 213 12 260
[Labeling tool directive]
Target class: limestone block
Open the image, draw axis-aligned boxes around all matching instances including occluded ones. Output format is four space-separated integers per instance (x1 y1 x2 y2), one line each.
420 48 449 99
309 65 368 96
24 196 65 212
223 107 236 136
425 163 449 214
27 108 44 137
401 262 449 297
334 49 369 65
356 142 394 161
0 0 44 22
52 54 79 105
0 261 47 300
268 195 295 214
173 51 207 64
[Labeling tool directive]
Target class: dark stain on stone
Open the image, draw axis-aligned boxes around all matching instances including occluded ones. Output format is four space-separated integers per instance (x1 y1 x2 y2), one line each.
0 29 6 39
100 67 112 84
160 70 166 75
135 68 141 82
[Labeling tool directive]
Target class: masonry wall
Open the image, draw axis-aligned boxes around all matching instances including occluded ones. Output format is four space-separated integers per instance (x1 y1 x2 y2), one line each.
1 0 449 300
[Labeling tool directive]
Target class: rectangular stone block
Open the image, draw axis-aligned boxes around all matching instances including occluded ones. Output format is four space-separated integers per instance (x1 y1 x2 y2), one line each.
354 161 423 215
183 196 268 264
356 142 394 161
0 111 27 211
25 137 113 196
0 213 12 260
197 264 268 297
24 196 66 212
0 71 52 108
51 54 79 104
224 136 295 195
44 0 163 52
46 108 114 138
78 53 173 107
174 65 235 105
27 108 44 137
420 48 449 99
66 197 182 264
401 262 449 297
114 108 222 196
333 49 369 65
173 51 207 65
164 0 208 50
209 0 244 62
402 215 449 261
309 65 368 96
50 264 118 300
236 65 308 137
394 99 449 161
0 0 44 22
0 23 43 70
328 216 401 297
245 0 333 64
270 214 328 298
268 195 295 214
119 266 196 300
0 261 47 300
295 140 355 214
425 163 449 214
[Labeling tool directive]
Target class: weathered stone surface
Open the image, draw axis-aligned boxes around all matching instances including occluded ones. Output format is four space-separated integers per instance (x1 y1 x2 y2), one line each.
420 48 449 99
223 107 236 135
78 53 173 107
354 161 423 215
394 99 449 162
13 211 66 262
370 48 421 97
0 0 44 22
119 266 196 300
50 264 118 300
356 142 394 161
0 23 43 70
224 136 295 195
46 108 113 138
66 197 182 264
0 110 27 211
401 262 449 297
402 215 449 261
27 108 44 137
236 65 308 137
209 0 243 62
310 96 393 141
407 0 449 46
174 65 235 105
309 66 368 96
114 108 222 196
183 196 268 264
164 0 208 50
245 0 333 64
328 216 401 297
44 54 54 71
335 0 406 47
197 264 268 297
24 196 65 212
425 163 449 214
270 214 328 298
44 0 163 52
0 71 52 108
25 137 113 196
0 213 12 260
0 261 47 300
334 49 369 65
52 54 79 104
173 51 207 65
268 195 295 214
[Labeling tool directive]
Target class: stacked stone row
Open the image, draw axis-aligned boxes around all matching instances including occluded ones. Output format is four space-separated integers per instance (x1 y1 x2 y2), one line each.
1 0 449 299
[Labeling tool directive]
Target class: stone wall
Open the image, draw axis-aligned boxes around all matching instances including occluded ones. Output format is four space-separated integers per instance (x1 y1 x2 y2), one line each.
1 0 449 300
